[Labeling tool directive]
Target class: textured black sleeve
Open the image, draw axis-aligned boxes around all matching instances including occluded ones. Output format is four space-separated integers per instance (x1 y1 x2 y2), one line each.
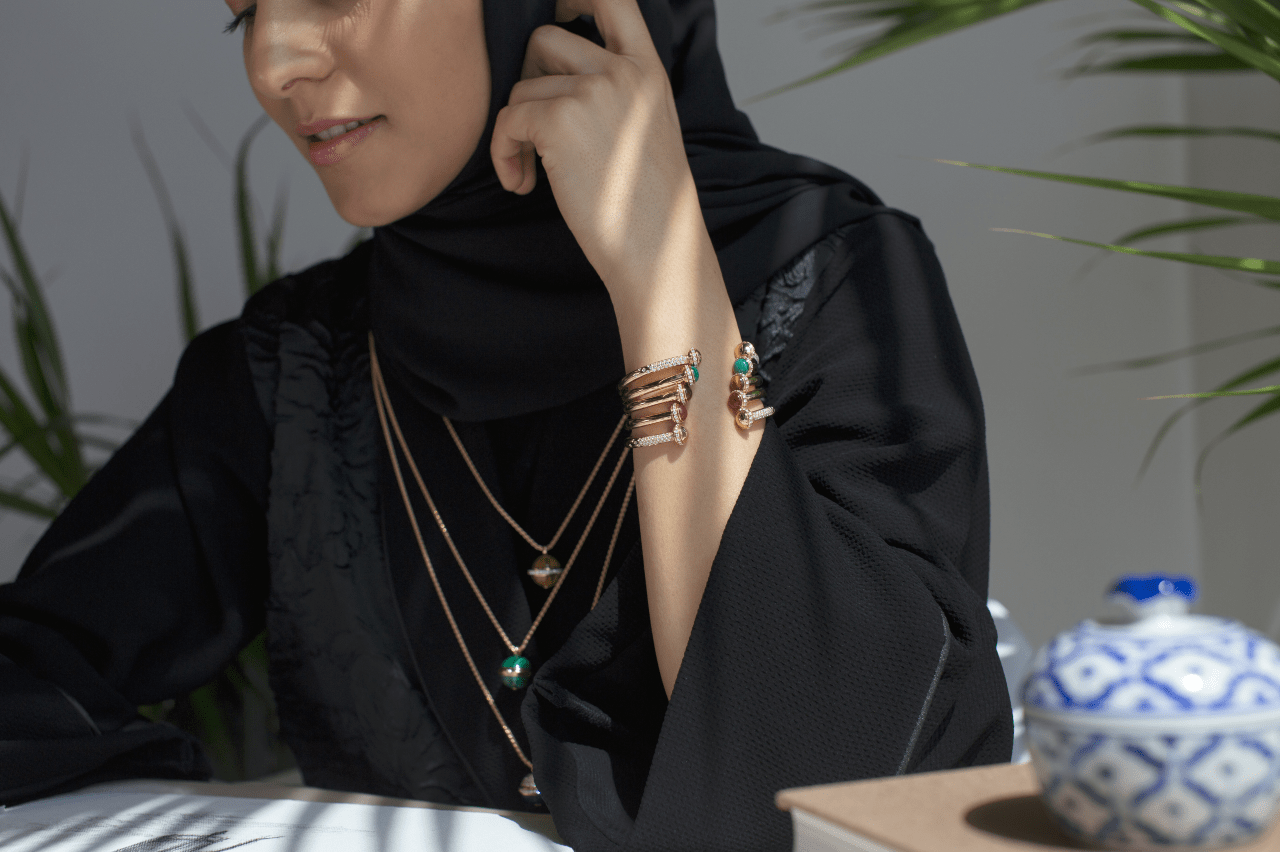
524 213 1013 850
0 320 272 805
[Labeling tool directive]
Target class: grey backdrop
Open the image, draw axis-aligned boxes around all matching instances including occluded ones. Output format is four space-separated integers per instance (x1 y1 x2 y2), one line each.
1 1 1275 650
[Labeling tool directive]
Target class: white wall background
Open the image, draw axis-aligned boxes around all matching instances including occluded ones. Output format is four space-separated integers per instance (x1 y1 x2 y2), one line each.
1 1 1272 650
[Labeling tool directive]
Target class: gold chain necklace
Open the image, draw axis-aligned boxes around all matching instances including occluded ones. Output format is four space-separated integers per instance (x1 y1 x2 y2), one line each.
442 414 624 590
369 334 635 805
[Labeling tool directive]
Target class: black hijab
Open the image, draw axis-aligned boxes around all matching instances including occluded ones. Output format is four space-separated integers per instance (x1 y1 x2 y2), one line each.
369 0 882 422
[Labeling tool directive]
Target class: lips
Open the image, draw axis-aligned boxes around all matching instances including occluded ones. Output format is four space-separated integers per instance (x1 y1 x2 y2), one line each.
298 116 380 142
301 115 385 167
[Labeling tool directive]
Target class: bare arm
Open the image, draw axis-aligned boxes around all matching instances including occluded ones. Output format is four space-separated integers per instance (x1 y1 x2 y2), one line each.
491 0 758 695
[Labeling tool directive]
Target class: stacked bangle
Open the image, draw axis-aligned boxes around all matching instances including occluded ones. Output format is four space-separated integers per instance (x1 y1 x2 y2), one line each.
619 348 701 449
728 341 775 430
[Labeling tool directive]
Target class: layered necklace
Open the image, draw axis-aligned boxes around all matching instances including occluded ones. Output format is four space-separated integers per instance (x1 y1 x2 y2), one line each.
441 413 623 590
369 334 635 805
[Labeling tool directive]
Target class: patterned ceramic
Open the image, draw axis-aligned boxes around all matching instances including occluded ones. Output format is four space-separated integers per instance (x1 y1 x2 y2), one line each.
1022 575 1280 849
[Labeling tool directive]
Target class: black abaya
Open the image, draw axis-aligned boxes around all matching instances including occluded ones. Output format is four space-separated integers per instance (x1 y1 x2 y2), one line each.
0 211 1011 849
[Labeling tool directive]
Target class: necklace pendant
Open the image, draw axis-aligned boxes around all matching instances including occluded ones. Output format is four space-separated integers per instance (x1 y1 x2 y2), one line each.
519 773 543 807
527 553 563 590
501 655 532 689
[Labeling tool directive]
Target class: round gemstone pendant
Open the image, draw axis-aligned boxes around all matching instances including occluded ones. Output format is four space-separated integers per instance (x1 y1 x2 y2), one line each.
527 553 563 590
519 773 543 807
501 655 532 689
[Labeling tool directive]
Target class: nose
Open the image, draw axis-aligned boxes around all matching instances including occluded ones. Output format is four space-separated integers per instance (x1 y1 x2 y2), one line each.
246 0 336 98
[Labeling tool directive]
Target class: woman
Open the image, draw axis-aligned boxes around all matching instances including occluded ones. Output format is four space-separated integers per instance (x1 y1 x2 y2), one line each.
0 0 1012 847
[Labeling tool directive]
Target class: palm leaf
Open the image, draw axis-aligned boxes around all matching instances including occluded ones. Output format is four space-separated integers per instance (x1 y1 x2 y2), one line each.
131 119 200 343
235 115 272 298
1193 391 1280 488
1113 215 1263 245
1147 383 1280 399
1125 0 1280 81
1076 28 1207 44
753 0 1048 99
938 160 1280 220
1137 353 1280 475
0 488 57 519
264 184 288 285
1075 324 1280 374
993 228 1280 274
0 196 83 488
1079 123 1280 146
1074 51 1253 72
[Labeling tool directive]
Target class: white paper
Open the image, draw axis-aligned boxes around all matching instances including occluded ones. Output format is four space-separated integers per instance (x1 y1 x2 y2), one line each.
0 790 570 852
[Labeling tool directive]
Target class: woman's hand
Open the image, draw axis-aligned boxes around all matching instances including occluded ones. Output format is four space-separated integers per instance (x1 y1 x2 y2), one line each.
491 0 705 315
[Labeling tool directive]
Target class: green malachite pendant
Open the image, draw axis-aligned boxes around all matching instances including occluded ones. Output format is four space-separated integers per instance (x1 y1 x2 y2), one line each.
501 655 532 689
527 553 563 590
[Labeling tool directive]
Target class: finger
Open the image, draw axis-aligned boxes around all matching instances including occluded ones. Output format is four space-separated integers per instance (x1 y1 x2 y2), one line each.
508 75 578 107
555 0 656 59
522 23 609 80
491 100 556 195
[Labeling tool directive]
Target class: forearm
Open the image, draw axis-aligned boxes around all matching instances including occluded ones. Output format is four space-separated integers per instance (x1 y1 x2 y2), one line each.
607 179 763 698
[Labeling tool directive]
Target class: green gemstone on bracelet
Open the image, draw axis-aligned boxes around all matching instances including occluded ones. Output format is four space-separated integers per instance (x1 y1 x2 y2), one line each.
691 365 699 382
733 357 751 375
501 655 531 689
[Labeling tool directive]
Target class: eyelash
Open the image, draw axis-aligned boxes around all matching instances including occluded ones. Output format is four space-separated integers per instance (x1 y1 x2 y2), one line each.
223 4 257 34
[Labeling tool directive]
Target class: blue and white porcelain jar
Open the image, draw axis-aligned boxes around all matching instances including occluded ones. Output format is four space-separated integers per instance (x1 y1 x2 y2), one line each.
1023 576 1280 849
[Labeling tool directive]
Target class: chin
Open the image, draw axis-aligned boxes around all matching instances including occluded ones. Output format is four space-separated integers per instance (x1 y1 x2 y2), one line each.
323 183 417 229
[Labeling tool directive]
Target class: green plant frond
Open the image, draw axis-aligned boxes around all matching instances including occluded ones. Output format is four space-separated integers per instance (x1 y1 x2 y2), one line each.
1074 324 1280 374
173 233 199 343
0 281 85 490
0 487 57 519
1136 353 1280 475
1075 28 1208 44
750 0 1048 100
235 115 272 298
132 117 201 343
1201 0 1280 40
265 184 288 285
1125 0 1280 81
0 200 73 410
940 160 1280 220
0 412 126 473
993 228 1280 274
1193 391 1280 489
187 684 239 777
1146 383 1280 399
1137 398 1201 478
1113 215 1261 245
1074 51 1253 73
1079 123 1280 147
0 193 87 490
0 364 78 496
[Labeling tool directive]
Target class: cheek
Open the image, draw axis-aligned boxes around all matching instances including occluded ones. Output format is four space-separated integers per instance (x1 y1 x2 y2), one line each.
335 31 490 224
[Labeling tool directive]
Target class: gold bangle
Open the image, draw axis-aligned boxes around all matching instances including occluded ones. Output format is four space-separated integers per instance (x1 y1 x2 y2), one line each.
618 348 702 391
626 400 689 432
729 341 773 431
622 365 697 403
734 404 775 431
624 385 689 415
627 424 688 449
726 387 763 411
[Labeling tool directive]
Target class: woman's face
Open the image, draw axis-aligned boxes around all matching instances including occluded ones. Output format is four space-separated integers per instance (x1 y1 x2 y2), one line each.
227 0 491 227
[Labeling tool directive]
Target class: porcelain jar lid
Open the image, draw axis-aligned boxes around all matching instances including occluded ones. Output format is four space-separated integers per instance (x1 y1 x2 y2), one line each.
1022 575 1280 721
